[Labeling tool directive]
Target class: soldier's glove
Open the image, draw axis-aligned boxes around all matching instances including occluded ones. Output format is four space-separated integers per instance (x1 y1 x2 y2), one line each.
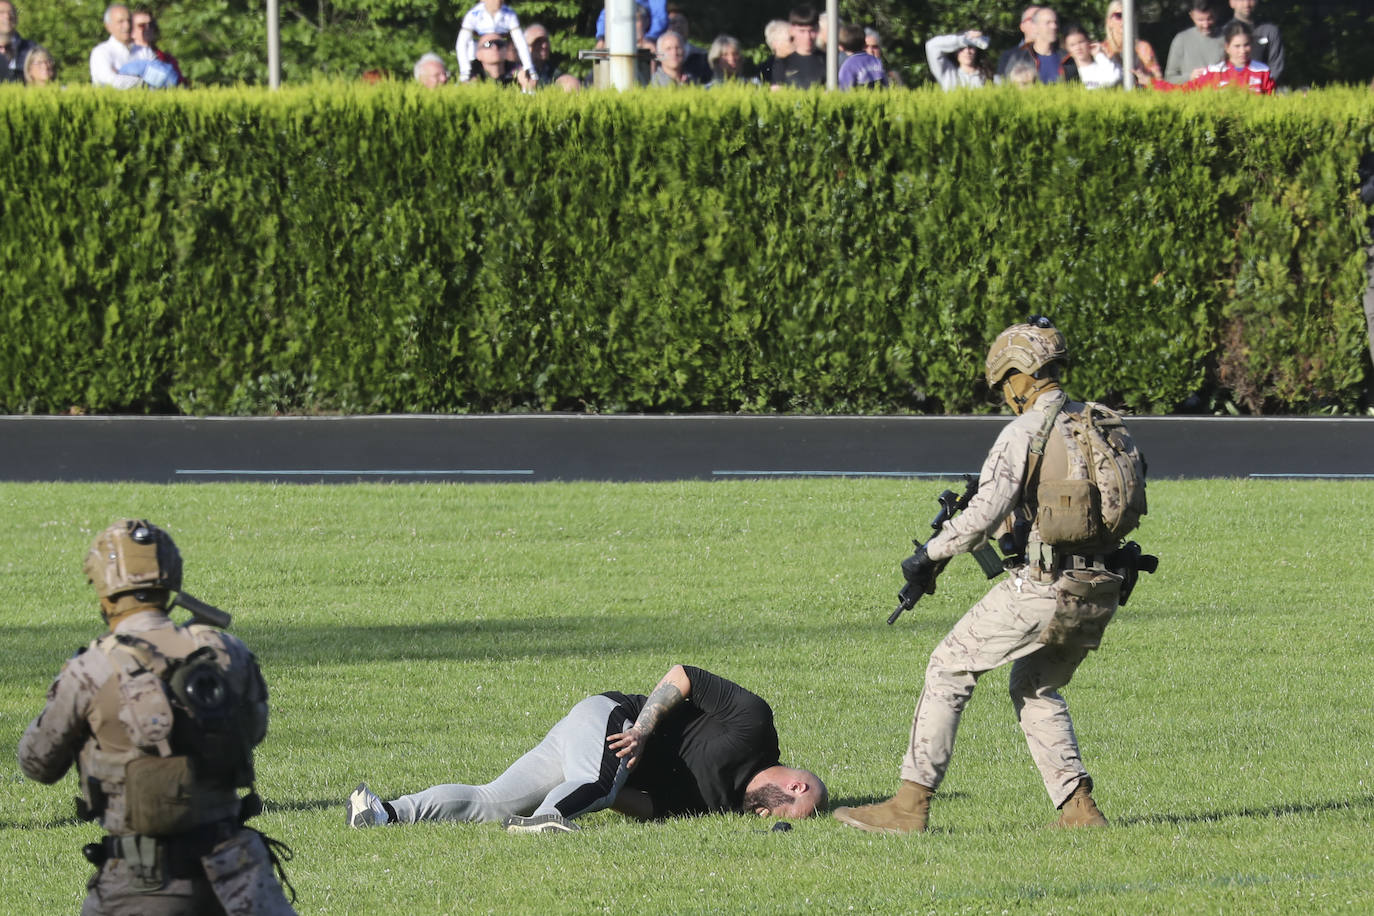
900 544 939 597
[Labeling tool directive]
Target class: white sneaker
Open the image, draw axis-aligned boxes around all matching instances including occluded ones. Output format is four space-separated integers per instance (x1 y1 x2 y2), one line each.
346 782 388 828
502 813 579 834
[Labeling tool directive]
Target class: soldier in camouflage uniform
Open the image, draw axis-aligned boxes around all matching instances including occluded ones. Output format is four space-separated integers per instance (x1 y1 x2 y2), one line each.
835 318 1139 834
18 520 295 915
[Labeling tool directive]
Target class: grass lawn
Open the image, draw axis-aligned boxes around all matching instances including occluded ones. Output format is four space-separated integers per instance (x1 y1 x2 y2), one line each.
1 478 1371 914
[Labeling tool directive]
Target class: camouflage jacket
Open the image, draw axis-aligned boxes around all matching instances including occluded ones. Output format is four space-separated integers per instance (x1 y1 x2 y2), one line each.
17 611 268 834
925 389 1095 563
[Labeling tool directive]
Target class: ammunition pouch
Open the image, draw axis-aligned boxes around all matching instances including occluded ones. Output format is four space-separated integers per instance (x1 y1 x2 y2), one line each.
1035 478 1102 547
125 755 214 835
1038 566 1123 651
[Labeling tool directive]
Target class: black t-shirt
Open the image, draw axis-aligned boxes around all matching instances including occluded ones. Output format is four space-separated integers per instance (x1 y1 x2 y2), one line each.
602 666 781 817
772 52 825 88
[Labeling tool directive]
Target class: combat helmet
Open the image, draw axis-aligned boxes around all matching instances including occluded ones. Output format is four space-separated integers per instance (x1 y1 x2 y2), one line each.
84 519 183 600
984 316 1068 389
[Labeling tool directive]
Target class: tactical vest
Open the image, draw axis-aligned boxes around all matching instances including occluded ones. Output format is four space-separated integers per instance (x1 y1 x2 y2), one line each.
82 624 256 835
1029 399 1148 552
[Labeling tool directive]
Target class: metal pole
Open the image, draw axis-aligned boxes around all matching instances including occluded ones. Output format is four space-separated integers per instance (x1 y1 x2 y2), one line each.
1122 0 1137 90
606 0 635 91
825 0 838 90
266 0 280 88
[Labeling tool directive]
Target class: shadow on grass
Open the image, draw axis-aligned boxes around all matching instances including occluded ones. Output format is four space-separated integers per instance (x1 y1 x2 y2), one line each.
262 797 342 816
1116 794 1374 827
1 616 902 679
0 798 338 831
831 790 970 808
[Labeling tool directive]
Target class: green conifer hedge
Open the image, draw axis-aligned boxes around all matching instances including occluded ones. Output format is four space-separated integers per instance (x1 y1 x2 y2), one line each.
1 84 1369 415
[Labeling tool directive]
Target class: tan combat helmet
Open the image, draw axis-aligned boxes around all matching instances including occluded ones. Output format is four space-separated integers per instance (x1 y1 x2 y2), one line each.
84 519 183 601
984 316 1069 389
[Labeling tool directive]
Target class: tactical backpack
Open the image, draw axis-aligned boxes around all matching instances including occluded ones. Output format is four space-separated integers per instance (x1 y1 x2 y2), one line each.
100 632 257 835
1029 400 1147 549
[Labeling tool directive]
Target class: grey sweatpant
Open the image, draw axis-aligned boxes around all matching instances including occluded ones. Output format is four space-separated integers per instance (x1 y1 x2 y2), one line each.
389 695 632 824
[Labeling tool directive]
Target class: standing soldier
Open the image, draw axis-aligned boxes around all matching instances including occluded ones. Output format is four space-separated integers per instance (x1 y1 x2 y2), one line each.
18 519 295 914
834 317 1151 834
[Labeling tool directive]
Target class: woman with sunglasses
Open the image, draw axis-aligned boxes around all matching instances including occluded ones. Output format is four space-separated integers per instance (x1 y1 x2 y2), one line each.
1098 0 1162 81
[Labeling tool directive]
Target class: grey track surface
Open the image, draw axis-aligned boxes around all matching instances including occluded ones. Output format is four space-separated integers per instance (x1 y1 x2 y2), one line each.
2 415 1371 483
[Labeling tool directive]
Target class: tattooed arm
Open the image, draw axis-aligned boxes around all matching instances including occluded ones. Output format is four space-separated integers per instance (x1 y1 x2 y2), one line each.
606 664 692 770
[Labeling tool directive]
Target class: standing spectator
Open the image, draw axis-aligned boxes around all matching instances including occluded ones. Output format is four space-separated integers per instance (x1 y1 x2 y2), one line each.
595 0 667 46
997 5 1040 78
413 52 449 88
836 23 885 89
925 29 992 91
771 5 824 89
666 10 712 83
23 44 53 84
864 29 903 87
523 23 580 91
1164 0 1223 84
1149 20 1272 93
0 0 35 83
455 0 535 84
90 4 141 87
129 9 185 87
705 34 751 86
1360 145 1374 373
1099 0 1162 81
1062 22 1120 88
999 7 1063 84
757 19 792 85
1224 0 1282 84
649 29 696 86
466 31 529 87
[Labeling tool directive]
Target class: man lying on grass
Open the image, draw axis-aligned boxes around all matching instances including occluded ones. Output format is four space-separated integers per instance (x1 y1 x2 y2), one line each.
346 664 827 833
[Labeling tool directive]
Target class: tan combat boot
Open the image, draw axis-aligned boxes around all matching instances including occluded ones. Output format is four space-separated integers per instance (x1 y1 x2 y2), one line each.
832 780 933 834
1056 782 1108 828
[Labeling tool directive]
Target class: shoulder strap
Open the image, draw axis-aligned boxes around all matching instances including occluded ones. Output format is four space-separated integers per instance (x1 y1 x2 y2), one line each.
1025 395 1067 489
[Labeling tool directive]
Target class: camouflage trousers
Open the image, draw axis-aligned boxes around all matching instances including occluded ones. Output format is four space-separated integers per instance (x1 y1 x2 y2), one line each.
899 572 1093 809
81 828 295 916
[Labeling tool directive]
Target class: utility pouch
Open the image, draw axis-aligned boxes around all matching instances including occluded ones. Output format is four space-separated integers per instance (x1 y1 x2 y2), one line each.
1036 479 1102 547
125 755 202 836
1038 568 1123 650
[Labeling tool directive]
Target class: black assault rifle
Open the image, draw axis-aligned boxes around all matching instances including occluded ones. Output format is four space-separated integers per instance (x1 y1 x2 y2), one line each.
888 475 1004 625
170 591 233 629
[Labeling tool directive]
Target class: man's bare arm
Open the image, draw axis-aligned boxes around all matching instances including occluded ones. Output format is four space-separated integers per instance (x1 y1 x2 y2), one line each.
606 664 691 769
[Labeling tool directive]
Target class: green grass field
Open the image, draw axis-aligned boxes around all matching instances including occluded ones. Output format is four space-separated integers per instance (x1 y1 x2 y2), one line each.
1 479 1371 914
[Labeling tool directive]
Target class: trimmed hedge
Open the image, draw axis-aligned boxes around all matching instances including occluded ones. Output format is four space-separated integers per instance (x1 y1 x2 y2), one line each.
1 84 1370 415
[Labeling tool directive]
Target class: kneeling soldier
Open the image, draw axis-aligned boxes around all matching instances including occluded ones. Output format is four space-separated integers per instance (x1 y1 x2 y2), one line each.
18 519 295 915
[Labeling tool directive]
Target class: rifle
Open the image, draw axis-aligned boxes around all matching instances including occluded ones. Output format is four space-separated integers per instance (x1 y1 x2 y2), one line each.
888 475 1003 625
170 591 233 629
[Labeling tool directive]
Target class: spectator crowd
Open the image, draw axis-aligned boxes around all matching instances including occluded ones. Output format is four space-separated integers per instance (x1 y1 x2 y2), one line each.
403 0 1285 95
0 0 1292 94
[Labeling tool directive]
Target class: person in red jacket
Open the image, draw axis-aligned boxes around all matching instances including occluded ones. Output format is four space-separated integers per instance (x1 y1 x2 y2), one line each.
1146 20 1273 94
